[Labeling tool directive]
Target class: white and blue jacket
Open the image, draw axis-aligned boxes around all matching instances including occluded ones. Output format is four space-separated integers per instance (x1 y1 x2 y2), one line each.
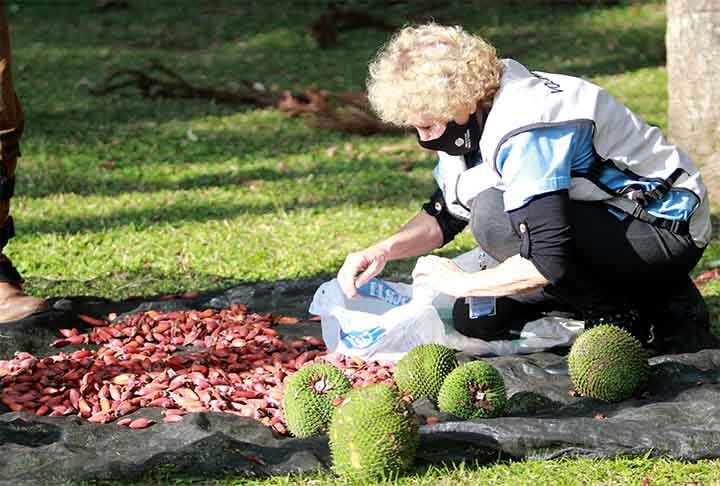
435 59 711 246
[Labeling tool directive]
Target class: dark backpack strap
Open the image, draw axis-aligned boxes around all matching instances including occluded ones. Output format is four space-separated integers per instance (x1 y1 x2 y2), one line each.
605 197 690 235
582 157 691 236
643 167 687 203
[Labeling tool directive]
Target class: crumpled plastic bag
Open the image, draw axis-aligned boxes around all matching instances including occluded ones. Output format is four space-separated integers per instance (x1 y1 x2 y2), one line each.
309 249 584 361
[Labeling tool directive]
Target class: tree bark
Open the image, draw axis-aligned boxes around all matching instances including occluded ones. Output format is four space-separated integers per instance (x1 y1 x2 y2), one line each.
667 0 720 206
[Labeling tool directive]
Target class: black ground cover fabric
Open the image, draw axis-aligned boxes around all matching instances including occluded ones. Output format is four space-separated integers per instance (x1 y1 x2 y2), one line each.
0 279 718 485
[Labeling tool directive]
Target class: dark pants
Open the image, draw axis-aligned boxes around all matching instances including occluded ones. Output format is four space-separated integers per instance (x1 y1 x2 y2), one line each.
454 188 714 353
0 3 23 282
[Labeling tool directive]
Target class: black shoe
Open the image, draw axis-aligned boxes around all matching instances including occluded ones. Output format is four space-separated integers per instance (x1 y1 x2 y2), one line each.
641 277 720 355
583 308 651 345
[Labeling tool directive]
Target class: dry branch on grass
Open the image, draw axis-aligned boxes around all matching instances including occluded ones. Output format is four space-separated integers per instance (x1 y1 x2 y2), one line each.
309 7 397 48
95 0 131 11
89 61 403 136
307 2 456 48
89 62 277 107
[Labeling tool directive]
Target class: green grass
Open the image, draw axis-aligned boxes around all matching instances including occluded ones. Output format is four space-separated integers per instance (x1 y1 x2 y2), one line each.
8 0 720 483
243 456 720 485
9 0 681 299
85 455 720 485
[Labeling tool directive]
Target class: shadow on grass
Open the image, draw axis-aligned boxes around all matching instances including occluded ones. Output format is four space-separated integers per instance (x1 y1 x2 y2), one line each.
18 162 433 236
16 0 667 75
7 0 668 230
17 126 417 199
21 248 470 302
24 265 336 308
494 22 665 77
13 0 666 167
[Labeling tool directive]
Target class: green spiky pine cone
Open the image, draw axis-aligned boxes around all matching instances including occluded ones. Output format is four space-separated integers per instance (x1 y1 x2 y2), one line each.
568 324 649 402
437 360 506 419
282 363 352 438
329 383 419 482
394 343 458 401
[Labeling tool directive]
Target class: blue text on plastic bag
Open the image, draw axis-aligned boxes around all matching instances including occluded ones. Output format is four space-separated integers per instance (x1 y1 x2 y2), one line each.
356 278 411 306
339 326 387 351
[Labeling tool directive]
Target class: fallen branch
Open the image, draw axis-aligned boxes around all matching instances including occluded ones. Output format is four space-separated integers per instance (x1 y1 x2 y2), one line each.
90 62 403 136
309 7 397 48
95 0 131 11
89 62 277 107
277 89 402 136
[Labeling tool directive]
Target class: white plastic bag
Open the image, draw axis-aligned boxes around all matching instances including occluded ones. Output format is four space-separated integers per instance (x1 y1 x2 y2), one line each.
309 249 583 361
308 278 447 362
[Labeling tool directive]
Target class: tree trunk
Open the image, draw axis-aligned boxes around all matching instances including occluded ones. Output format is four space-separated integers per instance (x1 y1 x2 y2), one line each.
666 0 720 207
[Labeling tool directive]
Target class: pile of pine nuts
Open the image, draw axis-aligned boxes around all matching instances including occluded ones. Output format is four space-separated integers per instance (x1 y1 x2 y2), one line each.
0 304 395 434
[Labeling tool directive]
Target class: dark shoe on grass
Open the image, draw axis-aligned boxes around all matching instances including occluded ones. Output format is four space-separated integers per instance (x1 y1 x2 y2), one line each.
642 277 720 356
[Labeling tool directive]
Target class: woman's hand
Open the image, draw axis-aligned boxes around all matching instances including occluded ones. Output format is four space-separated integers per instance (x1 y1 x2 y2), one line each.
411 255 469 297
336 210 445 299
337 246 390 298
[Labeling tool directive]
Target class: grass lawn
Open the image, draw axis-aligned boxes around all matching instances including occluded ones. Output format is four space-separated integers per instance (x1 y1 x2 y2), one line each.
7 0 720 483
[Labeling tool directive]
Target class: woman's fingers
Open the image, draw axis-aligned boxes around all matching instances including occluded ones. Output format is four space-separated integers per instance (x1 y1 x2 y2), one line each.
411 255 439 279
337 254 365 298
338 247 391 299
355 256 386 289
412 255 467 296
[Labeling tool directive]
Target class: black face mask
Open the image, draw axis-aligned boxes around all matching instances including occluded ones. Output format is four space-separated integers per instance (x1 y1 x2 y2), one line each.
416 112 481 155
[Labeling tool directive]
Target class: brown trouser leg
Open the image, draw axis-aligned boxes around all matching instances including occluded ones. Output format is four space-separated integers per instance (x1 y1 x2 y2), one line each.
0 2 23 283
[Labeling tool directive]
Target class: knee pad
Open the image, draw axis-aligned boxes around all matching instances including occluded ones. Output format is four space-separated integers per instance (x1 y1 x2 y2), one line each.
469 188 520 262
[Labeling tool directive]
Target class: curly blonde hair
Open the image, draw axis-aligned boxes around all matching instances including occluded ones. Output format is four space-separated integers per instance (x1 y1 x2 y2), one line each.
367 23 503 127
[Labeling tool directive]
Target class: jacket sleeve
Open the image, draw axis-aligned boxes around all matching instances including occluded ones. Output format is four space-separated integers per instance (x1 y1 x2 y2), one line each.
422 189 468 246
